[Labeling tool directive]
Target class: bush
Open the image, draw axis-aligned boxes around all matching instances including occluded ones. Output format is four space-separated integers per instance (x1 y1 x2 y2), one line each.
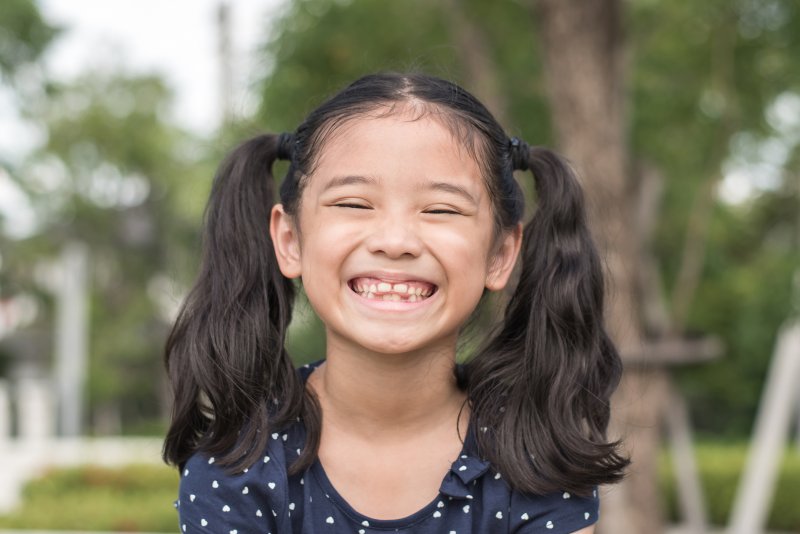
660 442 800 531
0 464 179 531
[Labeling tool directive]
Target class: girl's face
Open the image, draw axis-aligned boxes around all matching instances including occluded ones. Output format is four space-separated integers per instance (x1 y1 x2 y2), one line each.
271 110 521 358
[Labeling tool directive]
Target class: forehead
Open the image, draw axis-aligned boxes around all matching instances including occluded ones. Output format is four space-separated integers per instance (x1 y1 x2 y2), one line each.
306 111 486 192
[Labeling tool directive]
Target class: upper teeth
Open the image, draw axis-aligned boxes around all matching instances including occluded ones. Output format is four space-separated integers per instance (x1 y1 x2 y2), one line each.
352 279 433 298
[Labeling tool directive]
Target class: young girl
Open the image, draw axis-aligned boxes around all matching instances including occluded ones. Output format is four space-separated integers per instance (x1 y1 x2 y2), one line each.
163 72 628 533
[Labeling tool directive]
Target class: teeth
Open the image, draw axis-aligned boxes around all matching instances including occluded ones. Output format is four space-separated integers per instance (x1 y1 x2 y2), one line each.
351 277 435 302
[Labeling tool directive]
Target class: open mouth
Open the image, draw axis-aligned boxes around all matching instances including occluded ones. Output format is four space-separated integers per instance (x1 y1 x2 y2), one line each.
348 277 438 303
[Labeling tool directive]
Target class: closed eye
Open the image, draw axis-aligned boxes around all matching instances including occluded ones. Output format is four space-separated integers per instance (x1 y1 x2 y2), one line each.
425 208 461 215
334 203 371 209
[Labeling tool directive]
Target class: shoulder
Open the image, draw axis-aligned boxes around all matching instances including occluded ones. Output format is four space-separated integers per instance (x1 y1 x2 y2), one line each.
507 484 599 534
176 426 303 532
175 361 319 532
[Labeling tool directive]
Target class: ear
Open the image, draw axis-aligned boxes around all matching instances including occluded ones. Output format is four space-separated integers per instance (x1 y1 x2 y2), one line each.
485 223 522 291
270 204 302 279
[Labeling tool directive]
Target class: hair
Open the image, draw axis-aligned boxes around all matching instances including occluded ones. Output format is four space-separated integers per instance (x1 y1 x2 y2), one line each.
163 72 628 495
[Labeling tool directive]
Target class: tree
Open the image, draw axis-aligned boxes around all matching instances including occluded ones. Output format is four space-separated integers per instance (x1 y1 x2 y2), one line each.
3 69 214 432
0 0 58 81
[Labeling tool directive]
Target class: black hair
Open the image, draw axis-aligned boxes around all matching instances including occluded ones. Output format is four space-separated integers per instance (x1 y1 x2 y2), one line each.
163 72 628 495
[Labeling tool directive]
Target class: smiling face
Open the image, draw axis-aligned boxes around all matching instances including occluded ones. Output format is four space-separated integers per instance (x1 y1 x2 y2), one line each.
270 109 521 358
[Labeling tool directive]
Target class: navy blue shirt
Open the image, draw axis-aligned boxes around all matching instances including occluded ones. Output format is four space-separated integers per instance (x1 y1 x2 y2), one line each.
176 362 599 533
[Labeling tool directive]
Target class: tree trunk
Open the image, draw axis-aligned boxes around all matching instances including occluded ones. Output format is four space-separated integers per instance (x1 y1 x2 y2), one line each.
442 0 509 124
531 1 663 532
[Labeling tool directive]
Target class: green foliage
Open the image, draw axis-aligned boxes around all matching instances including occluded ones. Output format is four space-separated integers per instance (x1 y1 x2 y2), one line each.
660 442 800 530
0 464 178 531
0 0 59 79
254 0 549 139
255 0 800 438
3 70 215 430
0 0 798 441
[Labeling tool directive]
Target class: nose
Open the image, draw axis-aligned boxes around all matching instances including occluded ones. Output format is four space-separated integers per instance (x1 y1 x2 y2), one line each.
364 214 423 259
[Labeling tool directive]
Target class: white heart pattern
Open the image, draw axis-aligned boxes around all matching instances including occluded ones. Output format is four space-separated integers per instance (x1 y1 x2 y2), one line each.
521 513 529 520
546 520 554 529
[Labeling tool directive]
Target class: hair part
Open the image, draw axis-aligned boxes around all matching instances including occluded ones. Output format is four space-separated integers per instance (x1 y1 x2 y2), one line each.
163 72 628 494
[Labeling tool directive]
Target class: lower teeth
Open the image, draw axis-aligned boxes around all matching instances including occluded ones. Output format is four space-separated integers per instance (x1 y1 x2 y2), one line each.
358 291 425 302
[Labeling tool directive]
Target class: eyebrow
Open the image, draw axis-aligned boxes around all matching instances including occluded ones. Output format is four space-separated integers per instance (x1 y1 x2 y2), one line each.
321 175 378 193
426 181 479 206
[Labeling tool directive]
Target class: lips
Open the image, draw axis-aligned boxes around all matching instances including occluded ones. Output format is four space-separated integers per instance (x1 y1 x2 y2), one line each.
348 276 437 302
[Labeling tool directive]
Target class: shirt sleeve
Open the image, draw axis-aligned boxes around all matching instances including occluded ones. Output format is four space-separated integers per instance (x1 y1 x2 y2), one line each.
509 487 599 533
176 452 282 534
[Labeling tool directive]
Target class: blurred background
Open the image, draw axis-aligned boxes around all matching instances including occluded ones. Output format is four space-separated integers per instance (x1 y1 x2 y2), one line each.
0 0 798 532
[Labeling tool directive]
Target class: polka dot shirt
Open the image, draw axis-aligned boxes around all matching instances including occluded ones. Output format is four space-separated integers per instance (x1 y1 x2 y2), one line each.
175 361 599 533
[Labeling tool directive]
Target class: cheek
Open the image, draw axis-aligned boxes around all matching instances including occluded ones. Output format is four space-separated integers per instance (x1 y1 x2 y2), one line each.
297 213 361 278
429 226 492 282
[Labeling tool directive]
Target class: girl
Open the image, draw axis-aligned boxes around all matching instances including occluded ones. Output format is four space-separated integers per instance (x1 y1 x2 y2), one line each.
163 72 628 533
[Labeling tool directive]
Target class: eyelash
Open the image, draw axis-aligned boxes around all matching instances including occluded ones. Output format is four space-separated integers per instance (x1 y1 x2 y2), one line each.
425 209 460 215
334 203 370 209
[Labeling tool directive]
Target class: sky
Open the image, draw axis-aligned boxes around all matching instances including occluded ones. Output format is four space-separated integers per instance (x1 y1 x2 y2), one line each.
0 0 284 237
40 0 284 134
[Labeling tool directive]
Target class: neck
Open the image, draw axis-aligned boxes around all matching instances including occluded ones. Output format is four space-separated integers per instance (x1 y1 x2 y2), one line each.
308 333 466 439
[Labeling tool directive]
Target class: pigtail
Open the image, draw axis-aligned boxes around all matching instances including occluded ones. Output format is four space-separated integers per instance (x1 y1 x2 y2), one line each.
466 143 628 495
163 134 305 472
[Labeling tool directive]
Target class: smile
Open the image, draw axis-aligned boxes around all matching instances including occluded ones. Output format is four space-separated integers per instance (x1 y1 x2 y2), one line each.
348 277 437 302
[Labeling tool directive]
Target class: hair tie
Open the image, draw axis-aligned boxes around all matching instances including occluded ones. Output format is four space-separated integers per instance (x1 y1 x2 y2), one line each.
509 137 530 172
276 132 295 161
